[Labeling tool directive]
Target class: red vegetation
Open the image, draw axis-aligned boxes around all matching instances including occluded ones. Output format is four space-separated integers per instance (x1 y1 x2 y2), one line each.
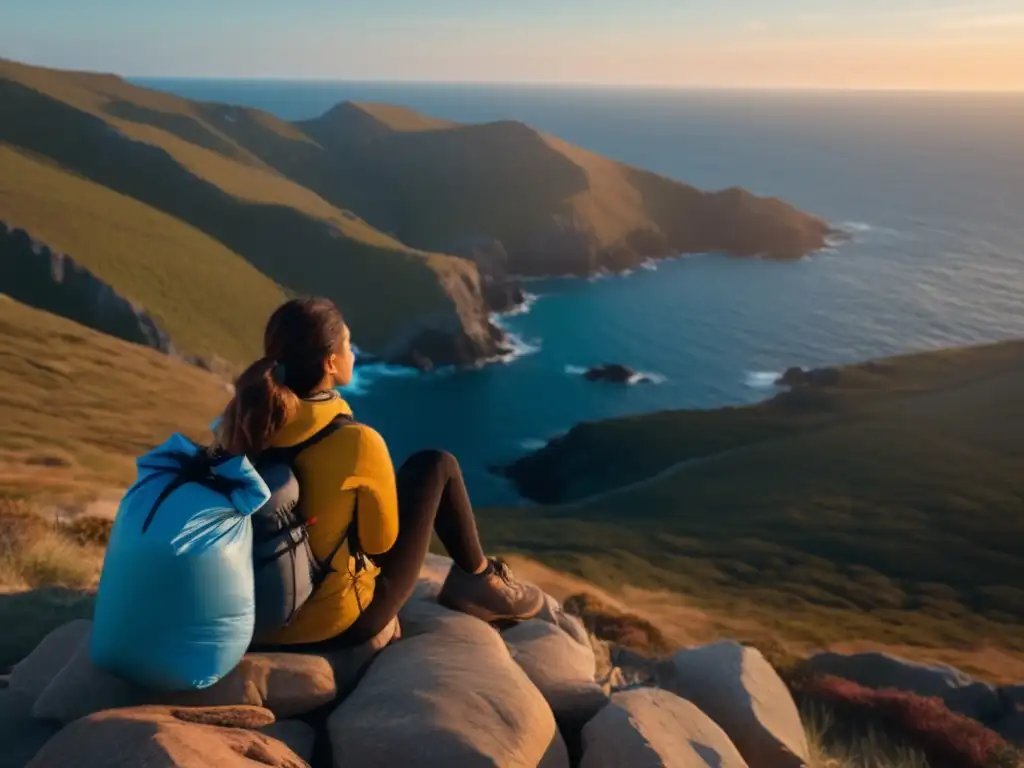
791 674 1017 768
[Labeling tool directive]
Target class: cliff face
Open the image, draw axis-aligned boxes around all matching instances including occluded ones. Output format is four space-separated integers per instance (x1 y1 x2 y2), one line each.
0 223 175 355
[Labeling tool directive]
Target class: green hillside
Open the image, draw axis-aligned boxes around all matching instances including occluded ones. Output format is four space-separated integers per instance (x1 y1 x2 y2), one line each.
0 59 491 365
487 341 1024 658
0 145 286 364
0 296 230 503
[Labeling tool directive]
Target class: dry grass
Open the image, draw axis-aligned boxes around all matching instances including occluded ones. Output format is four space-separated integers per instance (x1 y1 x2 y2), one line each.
0 501 105 592
0 296 229 501
803 702 933 768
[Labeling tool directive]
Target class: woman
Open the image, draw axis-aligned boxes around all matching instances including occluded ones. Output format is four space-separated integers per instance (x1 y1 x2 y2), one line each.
216 296 545 648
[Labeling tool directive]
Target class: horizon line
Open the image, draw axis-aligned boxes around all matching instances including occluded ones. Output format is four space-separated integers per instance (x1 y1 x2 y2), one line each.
125 75 1024 95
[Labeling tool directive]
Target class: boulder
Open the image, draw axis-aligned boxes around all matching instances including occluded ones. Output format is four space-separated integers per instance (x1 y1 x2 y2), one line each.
7 619 90 701
412 553 454 601
800 652 1005 722
503 620 608 747
656 641 809 768
32 617 399 724
26 705 306 768
580 687 748 768
261 720 316 764
536 593 591 648
329 604 569 767
776 366 841 388
583 364 640 384
0 689 61 768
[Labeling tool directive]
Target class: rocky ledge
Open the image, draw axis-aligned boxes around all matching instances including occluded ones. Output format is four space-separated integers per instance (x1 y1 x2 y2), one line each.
3 555 1021 767
3 555 815 768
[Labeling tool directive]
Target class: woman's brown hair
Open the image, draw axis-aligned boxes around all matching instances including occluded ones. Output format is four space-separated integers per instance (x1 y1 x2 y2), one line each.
216 297 346 458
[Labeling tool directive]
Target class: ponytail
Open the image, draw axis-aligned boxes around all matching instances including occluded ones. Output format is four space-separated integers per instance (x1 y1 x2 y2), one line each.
215 357 298 459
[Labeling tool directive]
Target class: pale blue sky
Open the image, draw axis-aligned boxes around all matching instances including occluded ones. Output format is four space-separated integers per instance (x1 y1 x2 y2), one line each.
4 0 1024 88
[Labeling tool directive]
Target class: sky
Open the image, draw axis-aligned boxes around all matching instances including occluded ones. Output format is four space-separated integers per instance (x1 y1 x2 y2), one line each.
4 0 1024 90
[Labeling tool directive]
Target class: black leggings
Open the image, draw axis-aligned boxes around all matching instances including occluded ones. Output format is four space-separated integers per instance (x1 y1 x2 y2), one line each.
278 449 487 651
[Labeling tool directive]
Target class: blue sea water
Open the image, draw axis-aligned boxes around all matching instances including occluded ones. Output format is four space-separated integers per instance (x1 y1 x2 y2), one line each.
136 80 1024 505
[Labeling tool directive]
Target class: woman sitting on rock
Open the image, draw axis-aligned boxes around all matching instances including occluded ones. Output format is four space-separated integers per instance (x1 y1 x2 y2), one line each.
215 296 545 649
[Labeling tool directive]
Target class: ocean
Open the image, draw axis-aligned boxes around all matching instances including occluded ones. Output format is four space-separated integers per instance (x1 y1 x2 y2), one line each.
135 80 1024 506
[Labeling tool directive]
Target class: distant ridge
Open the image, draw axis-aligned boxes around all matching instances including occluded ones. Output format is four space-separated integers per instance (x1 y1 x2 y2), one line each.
0 56 830 368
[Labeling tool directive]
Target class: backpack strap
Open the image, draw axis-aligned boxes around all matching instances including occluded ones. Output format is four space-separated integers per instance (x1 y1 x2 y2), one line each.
259 413 355 466
260 413 368 588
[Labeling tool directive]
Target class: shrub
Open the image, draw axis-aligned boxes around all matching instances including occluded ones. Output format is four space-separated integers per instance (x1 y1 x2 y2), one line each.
563 592 671 655
791 674 1019 768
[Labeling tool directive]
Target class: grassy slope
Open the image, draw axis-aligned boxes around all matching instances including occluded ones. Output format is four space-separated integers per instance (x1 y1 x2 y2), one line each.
0 59 478 357
0 296 229 502
483 341 1024 664
0 145 286 364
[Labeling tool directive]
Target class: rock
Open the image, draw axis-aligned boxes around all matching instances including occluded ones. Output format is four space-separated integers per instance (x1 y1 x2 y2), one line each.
580 687 748 768
32 617 399 724
800 652 1006 722
536 593 591 648
776 366 841 388
0 689 61 768
656 641 809 768
7 619 90 701
503 620 608 748
483 277 527 314
329 604 569 767
583 364 640 384
0 224 177 355
413 553 454 601
261 720 316 764
1001 684 1024 710
26 705 306 768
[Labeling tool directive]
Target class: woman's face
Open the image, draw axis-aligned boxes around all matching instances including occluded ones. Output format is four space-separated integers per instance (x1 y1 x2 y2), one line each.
325 324 355 388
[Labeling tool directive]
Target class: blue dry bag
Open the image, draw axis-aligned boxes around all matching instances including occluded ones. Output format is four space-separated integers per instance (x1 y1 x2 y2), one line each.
90 433 270 691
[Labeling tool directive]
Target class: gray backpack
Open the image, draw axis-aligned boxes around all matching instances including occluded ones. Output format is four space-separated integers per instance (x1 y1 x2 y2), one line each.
250 415 365 641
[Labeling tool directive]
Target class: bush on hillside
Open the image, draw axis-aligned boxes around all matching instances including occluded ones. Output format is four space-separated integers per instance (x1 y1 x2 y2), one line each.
791 674 1020 768
0 503 104 591
562 592 671 655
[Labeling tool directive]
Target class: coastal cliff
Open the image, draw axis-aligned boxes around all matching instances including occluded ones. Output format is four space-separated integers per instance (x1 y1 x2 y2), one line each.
0 57 830 368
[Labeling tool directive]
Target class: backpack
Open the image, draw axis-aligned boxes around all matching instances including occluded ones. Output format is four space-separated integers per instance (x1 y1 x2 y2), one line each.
250 414 368 640
91 434 270 691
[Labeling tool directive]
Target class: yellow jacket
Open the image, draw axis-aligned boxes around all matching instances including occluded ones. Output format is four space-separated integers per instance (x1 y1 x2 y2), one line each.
265 393 398 644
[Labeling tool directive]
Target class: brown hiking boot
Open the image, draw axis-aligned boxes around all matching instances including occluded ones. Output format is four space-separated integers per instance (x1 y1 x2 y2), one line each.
438 557 545 623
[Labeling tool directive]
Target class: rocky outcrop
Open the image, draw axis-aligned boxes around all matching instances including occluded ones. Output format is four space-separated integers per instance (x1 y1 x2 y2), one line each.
583 364 649 385
23 617 398 725
776 366 841 389
332 599 569 768
503 619 608 755
580 688 749 768
0 223 176 354
6 557 824 767
26 705 306 768
656 642 810 768
381 263 513 371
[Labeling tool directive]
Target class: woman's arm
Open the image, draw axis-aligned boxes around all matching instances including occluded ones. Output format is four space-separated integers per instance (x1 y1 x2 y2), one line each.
340 424 399 556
